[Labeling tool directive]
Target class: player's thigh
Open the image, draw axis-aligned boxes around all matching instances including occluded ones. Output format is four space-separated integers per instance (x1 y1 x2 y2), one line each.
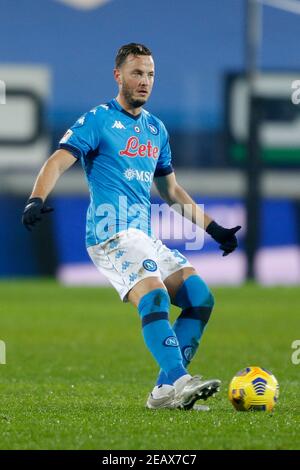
88 229 164 304
164 267 197 304
127 276 167 308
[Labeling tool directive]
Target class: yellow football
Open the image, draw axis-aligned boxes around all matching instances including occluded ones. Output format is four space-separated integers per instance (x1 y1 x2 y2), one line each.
229 366 279 411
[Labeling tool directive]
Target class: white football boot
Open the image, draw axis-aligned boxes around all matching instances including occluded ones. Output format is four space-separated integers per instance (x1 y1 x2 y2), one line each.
146 375 221 410
146 384 179 409
175 374 221 410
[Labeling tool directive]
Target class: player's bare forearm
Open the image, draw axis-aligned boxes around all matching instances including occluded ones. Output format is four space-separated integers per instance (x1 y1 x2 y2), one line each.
170 183 213 230
30 149 77 201
154 172 241 256
154 172 212 230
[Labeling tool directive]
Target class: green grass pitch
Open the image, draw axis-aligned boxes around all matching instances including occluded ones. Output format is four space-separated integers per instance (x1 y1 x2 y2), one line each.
0 280 299 450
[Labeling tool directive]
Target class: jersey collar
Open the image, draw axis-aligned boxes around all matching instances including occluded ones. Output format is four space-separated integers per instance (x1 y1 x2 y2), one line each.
111 98 142 121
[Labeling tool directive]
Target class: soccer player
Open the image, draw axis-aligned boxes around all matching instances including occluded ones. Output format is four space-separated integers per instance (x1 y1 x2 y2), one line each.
22 43 241 410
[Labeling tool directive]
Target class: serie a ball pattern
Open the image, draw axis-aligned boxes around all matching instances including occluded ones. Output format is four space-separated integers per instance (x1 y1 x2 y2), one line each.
228 366 279 411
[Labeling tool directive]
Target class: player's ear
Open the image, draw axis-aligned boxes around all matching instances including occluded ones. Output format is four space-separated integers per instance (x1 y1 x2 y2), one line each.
114 68 122 86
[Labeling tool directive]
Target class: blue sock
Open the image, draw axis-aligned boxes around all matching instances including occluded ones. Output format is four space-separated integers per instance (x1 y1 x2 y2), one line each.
156 275 214 386
138 288 187 384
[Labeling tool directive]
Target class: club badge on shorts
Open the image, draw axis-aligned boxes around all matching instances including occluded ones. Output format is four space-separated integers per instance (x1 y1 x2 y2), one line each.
142 259 157 272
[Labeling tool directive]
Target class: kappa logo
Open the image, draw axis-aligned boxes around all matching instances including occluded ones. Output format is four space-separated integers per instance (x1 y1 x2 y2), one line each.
77 116 85 125
112 120 126 130
73 115 86 127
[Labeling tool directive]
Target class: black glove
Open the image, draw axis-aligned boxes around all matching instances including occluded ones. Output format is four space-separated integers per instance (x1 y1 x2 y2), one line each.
22 197 53 231
206 221 241 257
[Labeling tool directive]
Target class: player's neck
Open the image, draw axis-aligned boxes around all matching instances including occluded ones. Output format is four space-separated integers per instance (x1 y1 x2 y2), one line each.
115 95 142 117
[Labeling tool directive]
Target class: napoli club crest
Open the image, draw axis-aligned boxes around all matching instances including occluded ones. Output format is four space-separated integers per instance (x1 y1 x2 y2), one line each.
142 259 157 272
148 124 158 135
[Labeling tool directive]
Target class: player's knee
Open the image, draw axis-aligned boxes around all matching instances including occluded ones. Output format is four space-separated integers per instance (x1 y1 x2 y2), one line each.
175 274 214 310
138 288 171 320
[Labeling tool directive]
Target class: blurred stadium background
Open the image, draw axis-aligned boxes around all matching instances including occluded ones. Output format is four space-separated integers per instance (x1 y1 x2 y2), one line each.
0 0 300 287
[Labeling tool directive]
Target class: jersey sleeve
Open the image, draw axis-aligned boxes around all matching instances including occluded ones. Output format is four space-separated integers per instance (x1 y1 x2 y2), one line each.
58 110 101 160
154 123 174 177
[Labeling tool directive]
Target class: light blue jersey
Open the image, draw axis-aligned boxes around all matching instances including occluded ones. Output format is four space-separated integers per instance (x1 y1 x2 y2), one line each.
59 99 173 247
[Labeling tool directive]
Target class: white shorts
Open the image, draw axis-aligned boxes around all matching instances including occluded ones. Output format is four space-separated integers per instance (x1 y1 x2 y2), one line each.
87 228 193 301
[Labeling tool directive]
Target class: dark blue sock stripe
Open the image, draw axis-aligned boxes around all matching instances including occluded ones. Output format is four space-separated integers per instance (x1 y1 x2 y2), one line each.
142 311 168 328
178 306 212 325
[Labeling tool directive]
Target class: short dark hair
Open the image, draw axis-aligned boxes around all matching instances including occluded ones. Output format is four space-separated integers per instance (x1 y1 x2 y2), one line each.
115 43 152 68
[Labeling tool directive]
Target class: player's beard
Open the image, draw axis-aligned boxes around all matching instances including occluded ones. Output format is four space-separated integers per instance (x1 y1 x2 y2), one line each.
122 81 148 108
